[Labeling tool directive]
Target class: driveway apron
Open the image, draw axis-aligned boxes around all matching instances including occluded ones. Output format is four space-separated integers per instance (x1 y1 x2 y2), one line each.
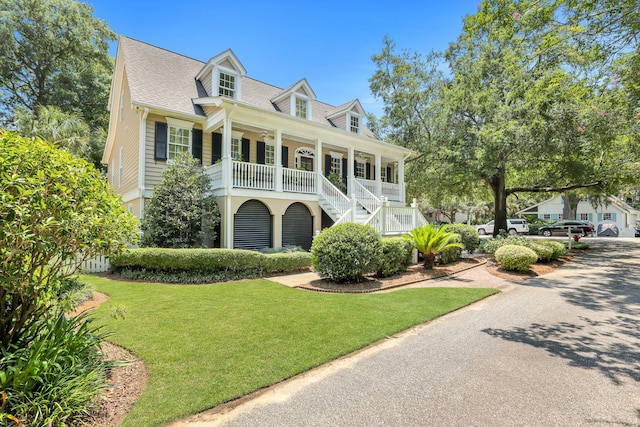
175 239 640 427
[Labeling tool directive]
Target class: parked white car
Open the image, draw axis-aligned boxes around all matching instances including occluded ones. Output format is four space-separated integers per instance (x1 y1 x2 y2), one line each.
476 219 529 235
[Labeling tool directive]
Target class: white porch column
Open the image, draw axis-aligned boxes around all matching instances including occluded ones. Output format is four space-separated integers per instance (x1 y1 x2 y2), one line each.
315 138 323 193
274 128 283 192
398 158 406 204
224 194 233 249
375 153 382 198
222 117 233 191
347 146 355 195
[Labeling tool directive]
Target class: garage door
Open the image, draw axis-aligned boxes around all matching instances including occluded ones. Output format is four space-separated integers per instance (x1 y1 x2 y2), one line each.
234 200 272 251
282 202 313 251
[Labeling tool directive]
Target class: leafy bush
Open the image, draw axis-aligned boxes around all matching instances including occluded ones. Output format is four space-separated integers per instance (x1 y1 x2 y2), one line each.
529 242 554 261
495 245 538 272
311 223 382 283
0 312 112 426
141 152 220 248
111 248 312 283
0 130 137 348
376 237 414 278
445 224 480 253
439 234 463 264
539 240 567 260
480 235 531 254
260 245 305 254
404 224 464 269
567 241 589 250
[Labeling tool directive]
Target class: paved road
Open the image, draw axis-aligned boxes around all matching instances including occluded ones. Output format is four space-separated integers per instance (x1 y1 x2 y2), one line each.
174 238 640 427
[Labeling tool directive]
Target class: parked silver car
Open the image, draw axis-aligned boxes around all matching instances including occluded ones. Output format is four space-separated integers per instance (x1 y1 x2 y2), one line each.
476 219 529 235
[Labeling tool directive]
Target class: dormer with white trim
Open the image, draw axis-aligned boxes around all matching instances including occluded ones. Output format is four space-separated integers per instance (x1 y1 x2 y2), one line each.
196 49 247 101
271 78 317 120
325 99 365 134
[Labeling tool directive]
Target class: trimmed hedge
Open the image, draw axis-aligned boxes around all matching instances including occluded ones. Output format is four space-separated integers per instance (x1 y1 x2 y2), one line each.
445 224 480 253
481 236 568 262
376 237 414 278
110 248 311 282
311 223 382 283
495 245 538 272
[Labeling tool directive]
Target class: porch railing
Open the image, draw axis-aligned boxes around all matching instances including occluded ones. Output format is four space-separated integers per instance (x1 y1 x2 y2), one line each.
352 178 381 214
205 162 223 190
233 162 275 190
356 178 402 202
365 202 427 235
283 168 316 194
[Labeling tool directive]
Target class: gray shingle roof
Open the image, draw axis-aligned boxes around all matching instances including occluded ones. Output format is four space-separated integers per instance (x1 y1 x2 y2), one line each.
119 36 378 139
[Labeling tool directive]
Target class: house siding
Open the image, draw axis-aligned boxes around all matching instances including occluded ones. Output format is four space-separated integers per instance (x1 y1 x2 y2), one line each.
331 114 347 131
200 68 213 96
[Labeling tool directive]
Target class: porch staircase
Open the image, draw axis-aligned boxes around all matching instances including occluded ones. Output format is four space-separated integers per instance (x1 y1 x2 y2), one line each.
318 174 427 234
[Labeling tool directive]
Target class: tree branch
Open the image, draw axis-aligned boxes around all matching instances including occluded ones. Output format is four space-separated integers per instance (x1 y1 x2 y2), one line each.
506 181 602 195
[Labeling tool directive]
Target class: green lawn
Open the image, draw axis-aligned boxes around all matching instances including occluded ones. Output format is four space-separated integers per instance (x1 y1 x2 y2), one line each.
81 275 497 426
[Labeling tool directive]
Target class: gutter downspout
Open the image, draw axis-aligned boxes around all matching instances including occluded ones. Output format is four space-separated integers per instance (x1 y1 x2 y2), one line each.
138 107 149 218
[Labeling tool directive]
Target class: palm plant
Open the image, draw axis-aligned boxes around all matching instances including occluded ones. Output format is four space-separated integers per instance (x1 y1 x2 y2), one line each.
404 224 464 269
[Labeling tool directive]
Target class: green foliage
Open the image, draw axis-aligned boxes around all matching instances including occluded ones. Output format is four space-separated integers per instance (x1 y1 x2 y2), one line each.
376 237 414 278
494 245 538 272
81 274 497 426
445 223 480 253
480 235 531 254
0 311 113 426
260 245 305 254
141 152 220 248
404 224 464 269
529 242 554 262
567 241 590 250
0 0 115 128
311 223 382 283
111 248 312 283
481 236 567 263
326 173 346 193
541 240 568 259
0 130 138 348
438 234 463 265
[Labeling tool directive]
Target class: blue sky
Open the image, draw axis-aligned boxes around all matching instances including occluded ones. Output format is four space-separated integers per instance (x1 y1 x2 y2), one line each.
88 0 479 118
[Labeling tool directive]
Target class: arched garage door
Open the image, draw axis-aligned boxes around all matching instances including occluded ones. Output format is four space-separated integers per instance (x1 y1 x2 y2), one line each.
234 200 272 251
282 202 313 251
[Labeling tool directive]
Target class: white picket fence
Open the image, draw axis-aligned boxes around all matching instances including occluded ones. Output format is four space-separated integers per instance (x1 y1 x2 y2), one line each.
79 255 110 273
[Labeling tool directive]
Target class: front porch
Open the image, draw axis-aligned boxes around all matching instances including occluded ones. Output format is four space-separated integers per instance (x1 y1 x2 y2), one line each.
204 160 405 203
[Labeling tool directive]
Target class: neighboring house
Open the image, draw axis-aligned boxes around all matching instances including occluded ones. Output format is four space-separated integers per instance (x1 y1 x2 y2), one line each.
103 36 422 251
516 195 640 237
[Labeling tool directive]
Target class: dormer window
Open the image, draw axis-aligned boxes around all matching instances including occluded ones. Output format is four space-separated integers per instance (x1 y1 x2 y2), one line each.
350 115 360 133
295 97 308 119
218 71 236 98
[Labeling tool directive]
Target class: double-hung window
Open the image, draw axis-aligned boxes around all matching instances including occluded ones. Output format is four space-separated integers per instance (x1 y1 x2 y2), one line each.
579 213 588 221
350 115 359 133
231 137 241 160
355 160 365 178
381 166 387 183
603 212 612 221
168 125 190 160
265 144 275 165
330 156 341 175
295 97 308 119
219 71 236 98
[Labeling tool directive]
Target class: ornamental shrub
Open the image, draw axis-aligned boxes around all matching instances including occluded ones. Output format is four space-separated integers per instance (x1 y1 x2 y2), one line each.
544 240 568 259
445 224 480 253
494 245 538 272
311 223 382 282
0 130 137 348
111 248 312 283
480 235 530 254
439 233 463 264
529 242 554 261
376 237 414 278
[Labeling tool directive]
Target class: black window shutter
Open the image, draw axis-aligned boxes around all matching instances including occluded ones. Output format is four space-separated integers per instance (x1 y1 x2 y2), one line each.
281 146 289 167
257 141 266 164
211 132 222 163
324 154 331 176
192 129 203 164
154 122 167 160
366 163 371 179
386 166 392 183
342 158 348 186
241 138 250 162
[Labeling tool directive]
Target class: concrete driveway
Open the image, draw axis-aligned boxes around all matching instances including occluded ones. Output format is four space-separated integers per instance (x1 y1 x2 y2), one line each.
173 238 640 426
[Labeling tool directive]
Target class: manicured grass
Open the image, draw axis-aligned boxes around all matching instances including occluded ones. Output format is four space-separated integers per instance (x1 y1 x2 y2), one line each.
81 275 497 426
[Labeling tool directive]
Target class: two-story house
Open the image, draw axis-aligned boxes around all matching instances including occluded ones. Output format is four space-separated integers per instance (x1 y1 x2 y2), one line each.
103 37 423 251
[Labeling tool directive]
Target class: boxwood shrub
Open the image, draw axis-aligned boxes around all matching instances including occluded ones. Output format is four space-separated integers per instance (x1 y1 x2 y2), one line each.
494 245 538 272
110 248 311 283
311 223 382 283
445 224 480 253
376 237 414 278
438 233 463 264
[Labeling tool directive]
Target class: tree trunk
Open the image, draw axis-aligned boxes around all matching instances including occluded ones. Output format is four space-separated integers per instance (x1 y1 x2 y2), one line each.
423 252 436 269
561 192 581 220
489 170 508 236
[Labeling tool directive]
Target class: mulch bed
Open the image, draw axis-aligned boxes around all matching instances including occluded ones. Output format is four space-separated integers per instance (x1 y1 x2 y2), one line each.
297 258 487 293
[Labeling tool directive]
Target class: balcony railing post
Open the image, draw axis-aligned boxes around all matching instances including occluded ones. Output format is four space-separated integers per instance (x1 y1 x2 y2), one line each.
381 196 388 236
275 165 283 192
411 198 418 229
